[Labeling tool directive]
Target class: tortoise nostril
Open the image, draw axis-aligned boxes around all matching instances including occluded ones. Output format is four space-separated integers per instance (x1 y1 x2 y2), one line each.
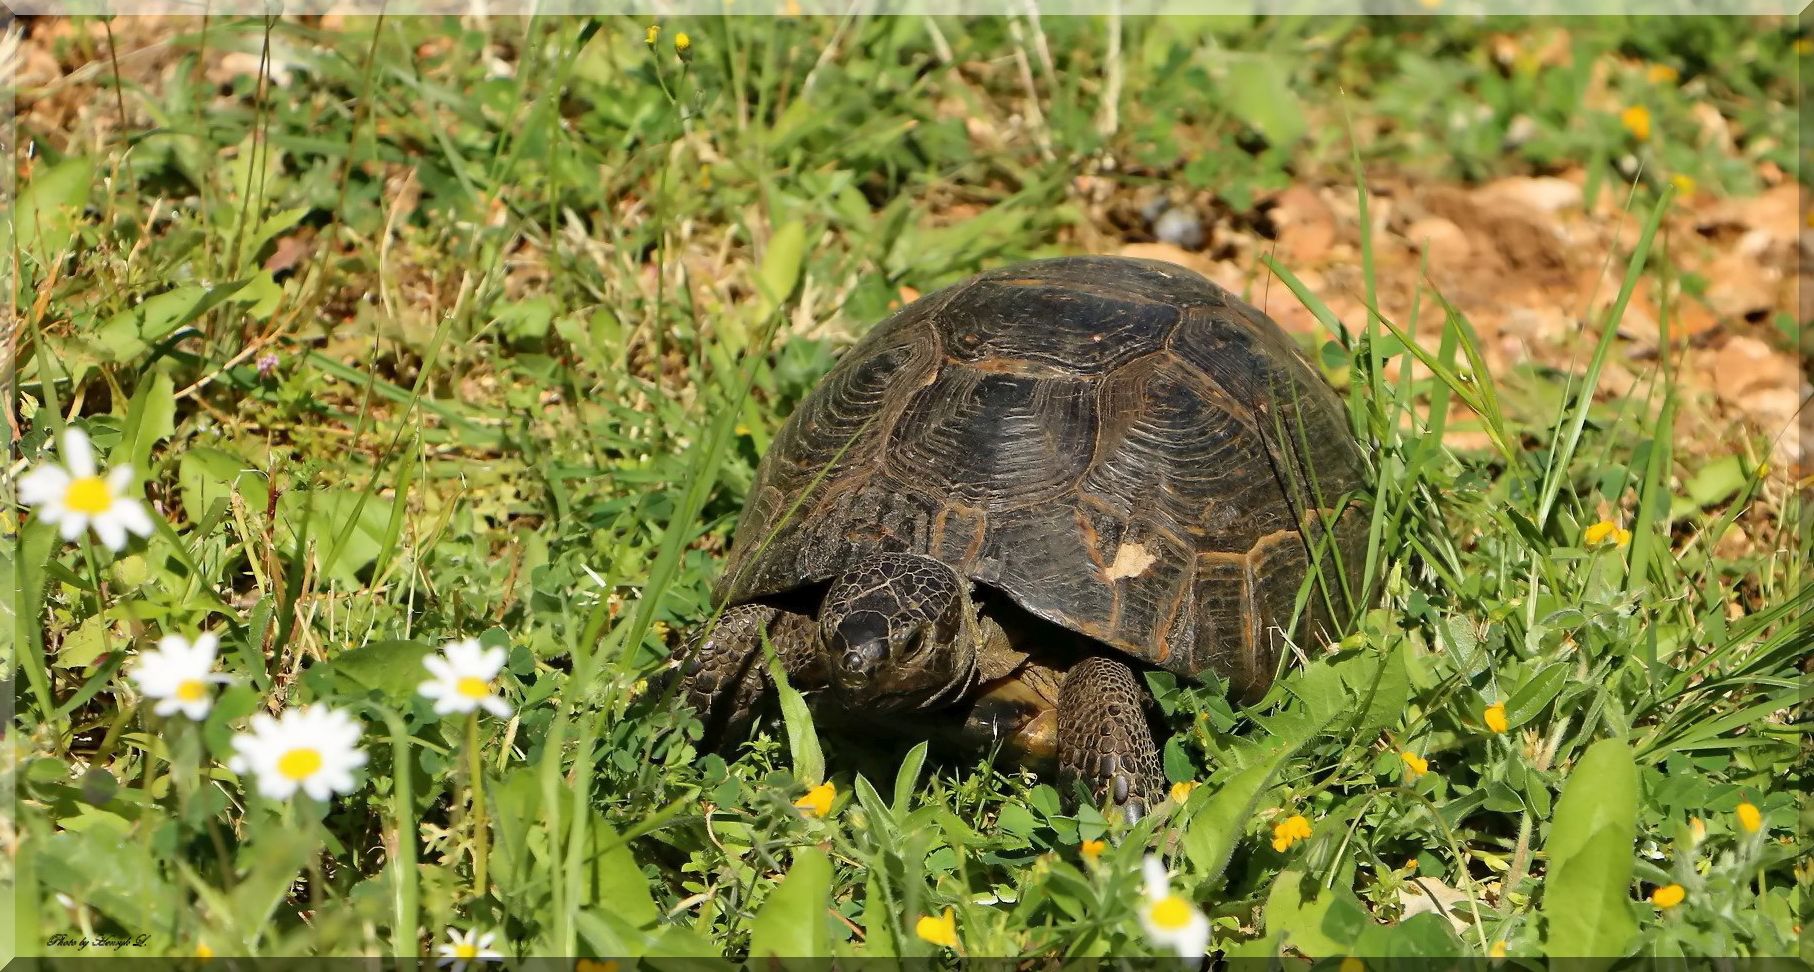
840 639 887 674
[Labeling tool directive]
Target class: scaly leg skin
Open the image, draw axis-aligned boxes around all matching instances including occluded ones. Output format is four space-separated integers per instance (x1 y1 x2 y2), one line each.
1056 655 1166 823
675 603 821 751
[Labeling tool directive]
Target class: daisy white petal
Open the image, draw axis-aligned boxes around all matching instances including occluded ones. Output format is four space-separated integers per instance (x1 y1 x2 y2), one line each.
18 465 70 505
92 516 127 552
113 499 155 539
61 428 96 477
58 514 88 541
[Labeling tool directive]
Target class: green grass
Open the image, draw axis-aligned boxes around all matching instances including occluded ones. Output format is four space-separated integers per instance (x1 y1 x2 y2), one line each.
7 12 1807 963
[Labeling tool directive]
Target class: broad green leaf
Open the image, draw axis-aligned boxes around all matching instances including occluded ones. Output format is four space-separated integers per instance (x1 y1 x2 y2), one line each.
177 447 266 527
38 827 177 935
276 487 396 586
892 741 929 816
574 910 639 956
89 281 252 363
757 220 808 305
1332 639 1411 739
242 206 309 268
1684 454 1747 508
116 371 177 478
1225 56 1306 147
229 823 321 947
54 614 113 670
1262 868 1369 959
308 639 435 700
584 814 659 926
5 156 94 268
769 652 825 787
1506 663 1569 729
1541 738 1639 959
748 847 833 960
862 871 898 957
1352 911 1463 957
1181 712 1327 882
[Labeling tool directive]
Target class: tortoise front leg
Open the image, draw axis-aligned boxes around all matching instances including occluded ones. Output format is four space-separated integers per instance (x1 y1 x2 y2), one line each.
1056 656 1166 822
676 603 821 751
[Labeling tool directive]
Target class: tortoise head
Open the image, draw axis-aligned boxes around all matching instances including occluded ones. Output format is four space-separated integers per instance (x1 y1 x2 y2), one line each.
818 553 976 711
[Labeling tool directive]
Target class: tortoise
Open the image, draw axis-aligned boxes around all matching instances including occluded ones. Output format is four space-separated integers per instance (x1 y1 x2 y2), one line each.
677 255 1370 819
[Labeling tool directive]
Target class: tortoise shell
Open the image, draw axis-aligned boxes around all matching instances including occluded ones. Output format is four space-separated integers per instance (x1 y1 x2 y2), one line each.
717 255 1371 702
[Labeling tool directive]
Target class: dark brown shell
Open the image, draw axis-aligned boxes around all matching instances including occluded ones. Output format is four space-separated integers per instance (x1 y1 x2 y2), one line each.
716 255 1371 702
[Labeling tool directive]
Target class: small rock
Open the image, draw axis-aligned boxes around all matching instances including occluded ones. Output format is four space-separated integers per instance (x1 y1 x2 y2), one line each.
1153 206 1207 251
1702 253 1779 320
1401 216 1472 267
1710 335 1794 401
1499 306 1573 344
1502 114 1539 149
1477 176 1583 215
1268 185 1339 267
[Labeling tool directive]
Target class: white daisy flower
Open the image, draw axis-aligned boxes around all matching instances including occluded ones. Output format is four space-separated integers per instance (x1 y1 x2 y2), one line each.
128 632 233 721
18 427 156 551
418 638 514 719
435 927 503 971
227 705 367 802
1138 855 1210 959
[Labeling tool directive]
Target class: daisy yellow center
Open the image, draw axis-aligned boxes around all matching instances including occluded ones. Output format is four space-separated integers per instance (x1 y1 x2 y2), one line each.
176 679 208 702
457 676 491 699
454 944 479 959
1149 895 1193 931
277 747 323 781
65 476 115 515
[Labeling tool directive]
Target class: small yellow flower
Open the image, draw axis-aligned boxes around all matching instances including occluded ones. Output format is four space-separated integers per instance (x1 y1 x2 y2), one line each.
1490 940 1508 958
1669 173 1696 196
1080 838 1106 863
1584 520 1632 547
644 24 660 47
195 942 215 960
1646 63 1680 84
1400 751 1430 778
1402 857 1418 873
1483 702 1509 734
1688 817 1707 843
576 961 619 972
1795 37 1813 55
794 781 836 818
674 32 692 60
1170 781 1199 804
915 908 959 949
1737 802 1762 833
1340 958 1366 972
1271 814 1313 852
1651 883 1686 909
1621 105 1652 141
